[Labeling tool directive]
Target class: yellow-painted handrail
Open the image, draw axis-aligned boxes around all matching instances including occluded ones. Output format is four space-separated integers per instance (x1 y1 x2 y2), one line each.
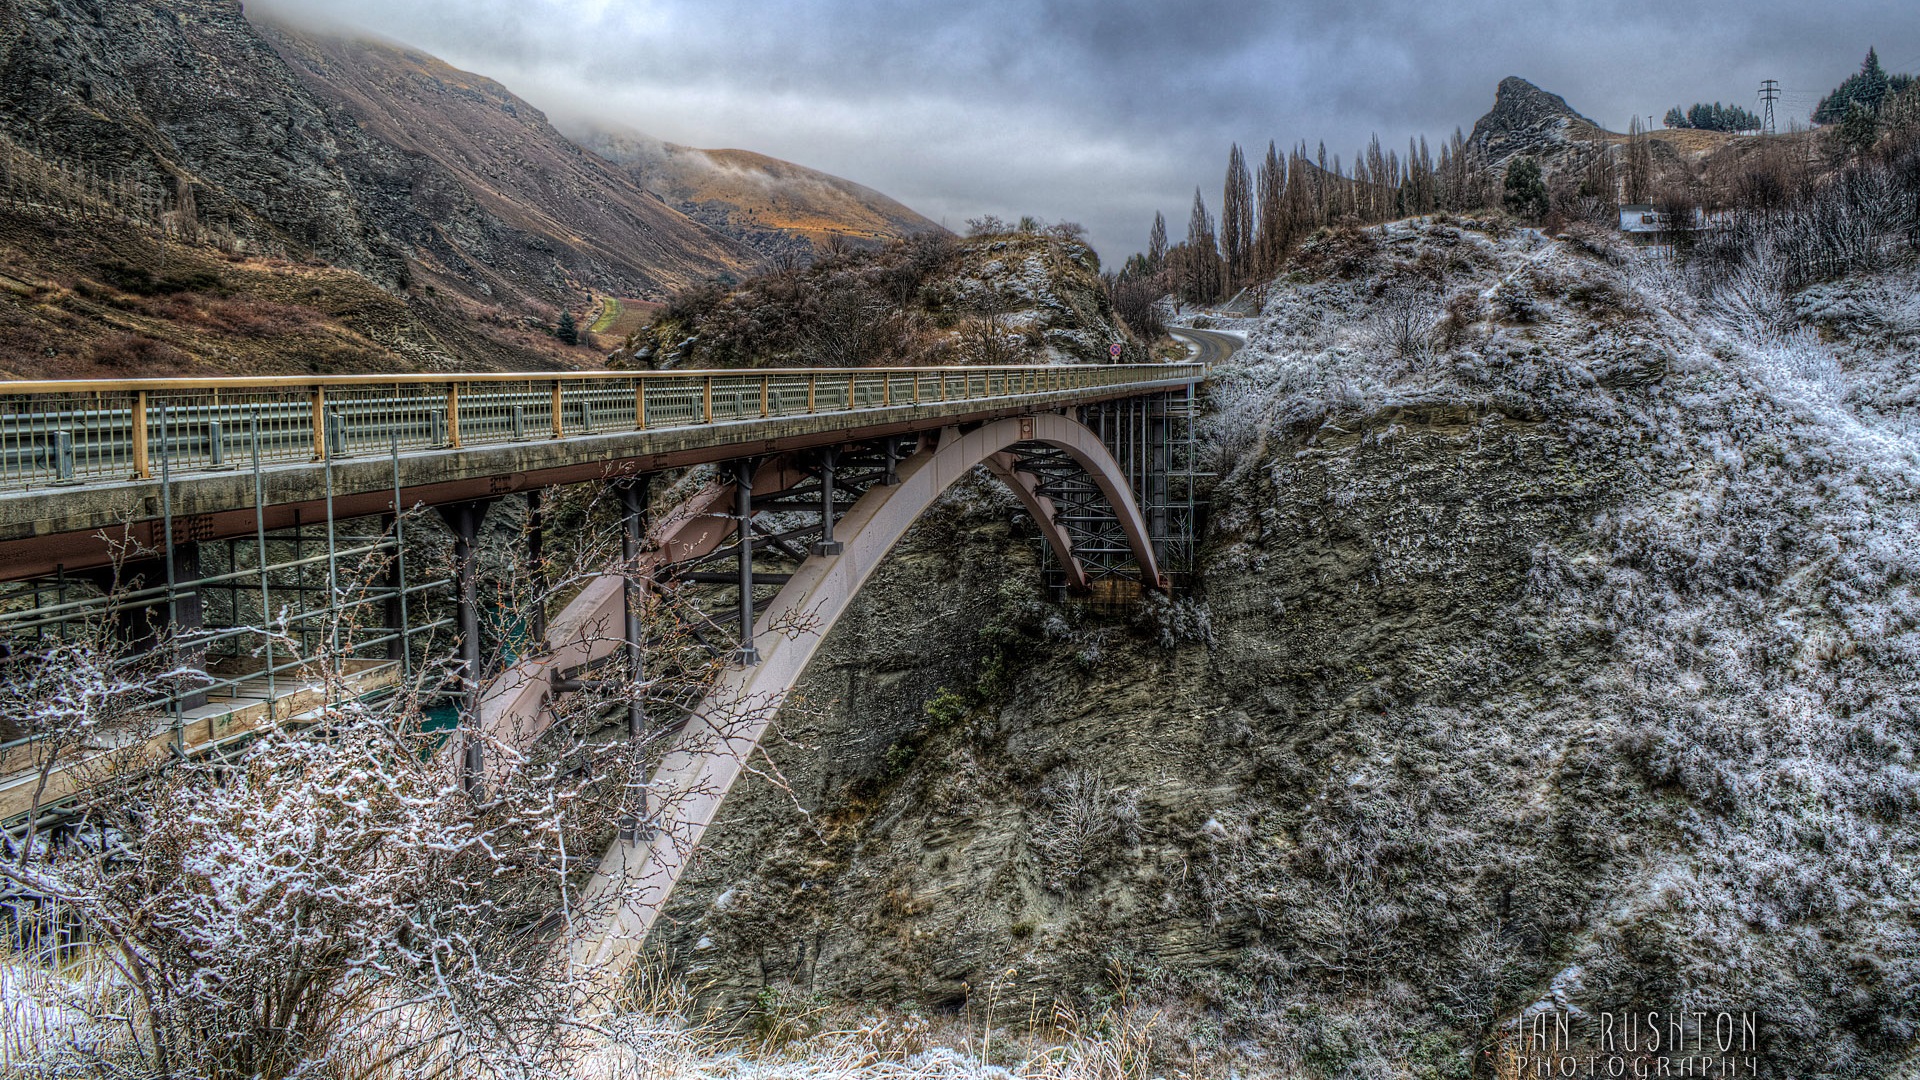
0 362 1200 396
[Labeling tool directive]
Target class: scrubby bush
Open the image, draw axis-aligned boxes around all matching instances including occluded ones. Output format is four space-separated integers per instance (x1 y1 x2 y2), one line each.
85 331 188 370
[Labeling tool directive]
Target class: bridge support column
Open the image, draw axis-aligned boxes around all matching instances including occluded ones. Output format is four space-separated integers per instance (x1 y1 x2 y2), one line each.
1148 397 1170 565
526 490 547 647
618 478 648 738
812 447 843 557
382 513 406 665
167 542 208 712
883 437 902 486
437 499 492 794
733 459 759 667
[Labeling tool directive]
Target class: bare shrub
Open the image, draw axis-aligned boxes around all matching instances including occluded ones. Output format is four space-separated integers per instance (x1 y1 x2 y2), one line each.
1107 274 1167 341
1493 279 1541 323
1437 289 1487 348
1366 283 1441 363
84 332 188 371
1027 768 1137 893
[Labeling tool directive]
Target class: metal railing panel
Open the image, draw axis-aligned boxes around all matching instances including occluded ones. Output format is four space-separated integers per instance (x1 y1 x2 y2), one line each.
0 363 1206 492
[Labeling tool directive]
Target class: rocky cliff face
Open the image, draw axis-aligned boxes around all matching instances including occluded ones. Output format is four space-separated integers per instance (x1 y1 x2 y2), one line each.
652 219 1920 1076
1467 75 1605 166
0 0 402 281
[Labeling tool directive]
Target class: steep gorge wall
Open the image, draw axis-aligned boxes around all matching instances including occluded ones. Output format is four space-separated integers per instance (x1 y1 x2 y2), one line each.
649 220 1920 1077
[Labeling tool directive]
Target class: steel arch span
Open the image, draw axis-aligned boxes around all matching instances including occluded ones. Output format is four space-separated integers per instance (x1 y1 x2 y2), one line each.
560 412 1161 982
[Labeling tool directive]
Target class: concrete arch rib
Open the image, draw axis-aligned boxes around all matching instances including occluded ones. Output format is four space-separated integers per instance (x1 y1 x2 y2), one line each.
571 412 1160 983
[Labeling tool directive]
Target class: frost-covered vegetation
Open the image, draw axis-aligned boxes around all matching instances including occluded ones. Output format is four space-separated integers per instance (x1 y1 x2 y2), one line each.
1193 212 1920 1074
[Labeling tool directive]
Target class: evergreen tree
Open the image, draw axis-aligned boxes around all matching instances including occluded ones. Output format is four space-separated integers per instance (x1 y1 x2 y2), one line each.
557 309 579 346
1834 99 1882 158
1502 156 1549 220
1815 48 1897 123
1665 106 1688 128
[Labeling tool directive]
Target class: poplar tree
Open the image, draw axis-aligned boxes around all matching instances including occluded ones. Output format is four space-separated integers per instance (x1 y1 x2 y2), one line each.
1184 188 1221 304
1221 144 1253 295
1147 211 1168 274
1255 140 1286 277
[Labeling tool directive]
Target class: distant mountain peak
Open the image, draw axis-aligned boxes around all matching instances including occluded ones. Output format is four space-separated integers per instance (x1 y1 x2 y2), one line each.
1468 76 1605 164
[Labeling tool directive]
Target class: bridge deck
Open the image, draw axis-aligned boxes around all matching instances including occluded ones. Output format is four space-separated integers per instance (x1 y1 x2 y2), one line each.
0 362 1205 577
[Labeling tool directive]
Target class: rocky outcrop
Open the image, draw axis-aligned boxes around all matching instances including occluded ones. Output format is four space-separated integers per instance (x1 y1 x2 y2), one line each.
623 228 1131 370
1467 75 1604 166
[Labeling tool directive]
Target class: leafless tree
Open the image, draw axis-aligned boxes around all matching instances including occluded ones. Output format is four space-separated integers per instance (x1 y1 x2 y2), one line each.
1368 283 1442 365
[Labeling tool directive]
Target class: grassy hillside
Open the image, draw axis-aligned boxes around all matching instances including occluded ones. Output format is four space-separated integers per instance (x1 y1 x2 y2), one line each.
0 198 593 380
577 126 946 260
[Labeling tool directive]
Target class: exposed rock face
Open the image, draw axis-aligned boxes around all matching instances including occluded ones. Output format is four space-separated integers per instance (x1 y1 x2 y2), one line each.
1467 75 1603 166
258 24 761 307
654 220 1920 1076
0 0 403 281
576 126 945 262
625 229 1131 370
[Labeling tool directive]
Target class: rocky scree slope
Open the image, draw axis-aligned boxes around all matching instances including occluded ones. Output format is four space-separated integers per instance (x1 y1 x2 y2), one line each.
0 1 768 376
648 218 1920 1077
0 0 401 280
0 0 669 374
257 23 760 308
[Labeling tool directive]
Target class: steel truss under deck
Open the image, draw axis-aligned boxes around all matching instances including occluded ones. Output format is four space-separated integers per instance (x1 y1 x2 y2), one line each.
1019 389 1209 600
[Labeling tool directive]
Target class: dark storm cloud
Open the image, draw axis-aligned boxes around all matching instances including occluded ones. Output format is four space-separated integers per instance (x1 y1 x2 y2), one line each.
250 0 1916 259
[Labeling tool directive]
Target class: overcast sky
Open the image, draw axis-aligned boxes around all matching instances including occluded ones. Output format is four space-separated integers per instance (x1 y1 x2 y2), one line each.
251 0 1916 260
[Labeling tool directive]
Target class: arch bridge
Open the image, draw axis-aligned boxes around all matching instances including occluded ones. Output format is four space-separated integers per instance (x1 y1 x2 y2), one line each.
0 331 1233 971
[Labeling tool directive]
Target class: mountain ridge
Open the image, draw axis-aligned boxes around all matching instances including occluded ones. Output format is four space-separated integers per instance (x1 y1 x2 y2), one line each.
572 124 946 260
253 20 762 308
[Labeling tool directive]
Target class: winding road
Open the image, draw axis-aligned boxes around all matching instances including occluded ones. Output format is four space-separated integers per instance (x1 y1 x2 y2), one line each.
1169 325 1245 367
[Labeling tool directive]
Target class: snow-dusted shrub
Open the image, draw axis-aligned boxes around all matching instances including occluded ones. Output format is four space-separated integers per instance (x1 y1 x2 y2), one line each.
0 491 779 1079
1132 591 1215 649
1364 283 1441 364
1027 768 1137 893
4 681 648 1078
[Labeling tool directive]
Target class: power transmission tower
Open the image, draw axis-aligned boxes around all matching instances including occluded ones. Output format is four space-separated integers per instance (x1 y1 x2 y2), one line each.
1760 79 1779 135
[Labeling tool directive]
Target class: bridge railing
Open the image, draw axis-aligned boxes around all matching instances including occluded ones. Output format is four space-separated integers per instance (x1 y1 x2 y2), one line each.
0 363 1203 491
